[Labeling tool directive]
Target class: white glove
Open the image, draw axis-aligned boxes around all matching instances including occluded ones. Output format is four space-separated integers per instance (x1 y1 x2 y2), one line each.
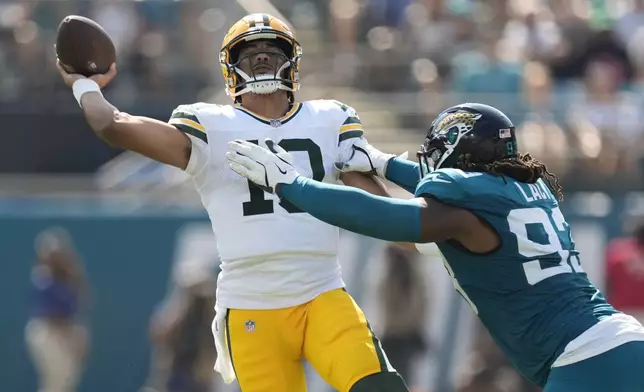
226 139 299 194
334 138 401 178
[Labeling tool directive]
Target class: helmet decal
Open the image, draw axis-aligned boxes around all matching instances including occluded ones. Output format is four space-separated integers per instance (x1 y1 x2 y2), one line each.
431 111 482 169
434 111 481 142
417 103 517 178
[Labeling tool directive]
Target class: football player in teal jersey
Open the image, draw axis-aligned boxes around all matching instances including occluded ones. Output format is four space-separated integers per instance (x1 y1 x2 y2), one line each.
225 103 644 391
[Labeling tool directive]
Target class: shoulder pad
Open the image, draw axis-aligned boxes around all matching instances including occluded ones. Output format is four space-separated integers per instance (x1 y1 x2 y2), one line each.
415 169 485 206
172 102 232 117
304 99 358 117
168 102 216 144
329 100 361 122
303 100 364 143
330 100 363 142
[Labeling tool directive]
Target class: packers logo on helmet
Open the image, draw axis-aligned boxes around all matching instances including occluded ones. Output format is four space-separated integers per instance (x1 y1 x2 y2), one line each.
220 14 302 102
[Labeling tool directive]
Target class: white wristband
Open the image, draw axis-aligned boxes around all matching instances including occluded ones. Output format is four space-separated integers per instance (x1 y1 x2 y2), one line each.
72 79 102 108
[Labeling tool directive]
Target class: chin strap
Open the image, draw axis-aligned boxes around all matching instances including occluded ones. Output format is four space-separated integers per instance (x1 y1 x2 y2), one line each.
229 61 294 97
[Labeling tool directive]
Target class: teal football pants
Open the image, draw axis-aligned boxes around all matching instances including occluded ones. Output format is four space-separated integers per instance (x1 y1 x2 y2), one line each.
544 341 644 392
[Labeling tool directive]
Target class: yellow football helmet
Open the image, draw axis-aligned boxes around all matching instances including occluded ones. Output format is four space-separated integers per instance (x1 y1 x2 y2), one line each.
220 13 302 102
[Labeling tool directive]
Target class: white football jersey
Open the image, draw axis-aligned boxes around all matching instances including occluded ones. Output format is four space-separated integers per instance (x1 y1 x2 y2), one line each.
168 100 366 309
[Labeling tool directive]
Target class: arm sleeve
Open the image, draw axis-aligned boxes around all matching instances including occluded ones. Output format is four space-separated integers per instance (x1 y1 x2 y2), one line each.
278 176 422 242
385 157 421 194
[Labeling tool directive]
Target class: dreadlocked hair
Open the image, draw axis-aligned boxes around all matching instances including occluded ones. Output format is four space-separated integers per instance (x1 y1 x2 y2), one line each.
456 153 564 202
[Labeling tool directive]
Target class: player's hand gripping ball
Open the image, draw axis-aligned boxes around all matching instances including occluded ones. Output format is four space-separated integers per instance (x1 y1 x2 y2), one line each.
55 15 116 77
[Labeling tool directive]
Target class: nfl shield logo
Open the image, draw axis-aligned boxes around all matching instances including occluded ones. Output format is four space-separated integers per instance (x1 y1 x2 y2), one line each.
245 320 256 332
269 119 282 128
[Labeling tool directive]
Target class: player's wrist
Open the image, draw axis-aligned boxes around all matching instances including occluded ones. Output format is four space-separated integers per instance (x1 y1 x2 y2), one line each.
377 152 401 178
275 178 292 198
72 79 103 108
381 156 396 177
275 182 285 197
276 175 304 198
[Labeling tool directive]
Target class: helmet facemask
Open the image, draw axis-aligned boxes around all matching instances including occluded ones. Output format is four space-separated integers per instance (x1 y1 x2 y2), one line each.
417 110 482 178
222 38 301 101
416 139 443 179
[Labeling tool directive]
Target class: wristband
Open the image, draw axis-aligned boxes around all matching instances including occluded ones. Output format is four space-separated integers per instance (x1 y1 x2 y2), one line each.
72 79 102 108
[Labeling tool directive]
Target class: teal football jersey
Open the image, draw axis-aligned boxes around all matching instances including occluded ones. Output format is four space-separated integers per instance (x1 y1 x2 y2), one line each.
414 169 617 387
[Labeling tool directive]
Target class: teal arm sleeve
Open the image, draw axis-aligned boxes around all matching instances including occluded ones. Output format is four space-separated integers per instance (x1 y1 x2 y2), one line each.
278 177 422 242
385 157 420 194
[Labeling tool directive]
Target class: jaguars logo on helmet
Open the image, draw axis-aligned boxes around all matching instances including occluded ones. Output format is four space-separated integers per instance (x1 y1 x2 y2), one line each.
220 14 302 103
417 103 517 176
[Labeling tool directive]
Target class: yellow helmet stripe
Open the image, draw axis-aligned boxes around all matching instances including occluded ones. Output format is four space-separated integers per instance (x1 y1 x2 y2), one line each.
247 13 270 28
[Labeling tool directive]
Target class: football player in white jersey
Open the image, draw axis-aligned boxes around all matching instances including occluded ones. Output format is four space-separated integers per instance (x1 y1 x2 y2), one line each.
56 13 409 392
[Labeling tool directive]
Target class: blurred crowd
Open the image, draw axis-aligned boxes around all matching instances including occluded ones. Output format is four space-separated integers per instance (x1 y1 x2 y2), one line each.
324 0 644 184
7 2 644 391
0 0 218 105
2 0 644 183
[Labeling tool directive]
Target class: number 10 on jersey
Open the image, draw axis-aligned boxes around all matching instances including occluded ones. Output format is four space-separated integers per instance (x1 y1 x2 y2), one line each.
242 138 325 216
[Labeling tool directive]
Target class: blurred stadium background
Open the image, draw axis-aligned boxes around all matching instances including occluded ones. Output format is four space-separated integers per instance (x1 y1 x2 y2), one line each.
1 0 644 391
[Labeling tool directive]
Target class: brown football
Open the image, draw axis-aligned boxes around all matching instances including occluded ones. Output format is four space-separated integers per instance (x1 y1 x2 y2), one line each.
55 15 116 77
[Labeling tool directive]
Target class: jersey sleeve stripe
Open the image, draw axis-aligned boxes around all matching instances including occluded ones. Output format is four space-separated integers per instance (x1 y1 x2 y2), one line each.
342 116 361 126
169 117 206 133
170 111 200 123
338 129 363 143
171 122 208 143
340 124 363 133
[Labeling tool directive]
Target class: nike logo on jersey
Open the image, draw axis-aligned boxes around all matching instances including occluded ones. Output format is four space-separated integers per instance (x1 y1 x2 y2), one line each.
425 172 452 183
276 163 287 175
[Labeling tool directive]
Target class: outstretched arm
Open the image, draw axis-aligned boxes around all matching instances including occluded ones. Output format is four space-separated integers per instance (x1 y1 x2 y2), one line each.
57 61 191 170
341 169 424 251
384 157 422 194
340 171 390 196
277 176 466 243
226 138 473 245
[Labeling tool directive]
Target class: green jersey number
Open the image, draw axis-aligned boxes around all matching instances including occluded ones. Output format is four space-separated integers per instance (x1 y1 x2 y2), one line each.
242 138 325 216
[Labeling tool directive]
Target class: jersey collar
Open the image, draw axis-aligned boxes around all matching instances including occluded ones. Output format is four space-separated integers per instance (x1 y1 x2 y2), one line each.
235 103 303 127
